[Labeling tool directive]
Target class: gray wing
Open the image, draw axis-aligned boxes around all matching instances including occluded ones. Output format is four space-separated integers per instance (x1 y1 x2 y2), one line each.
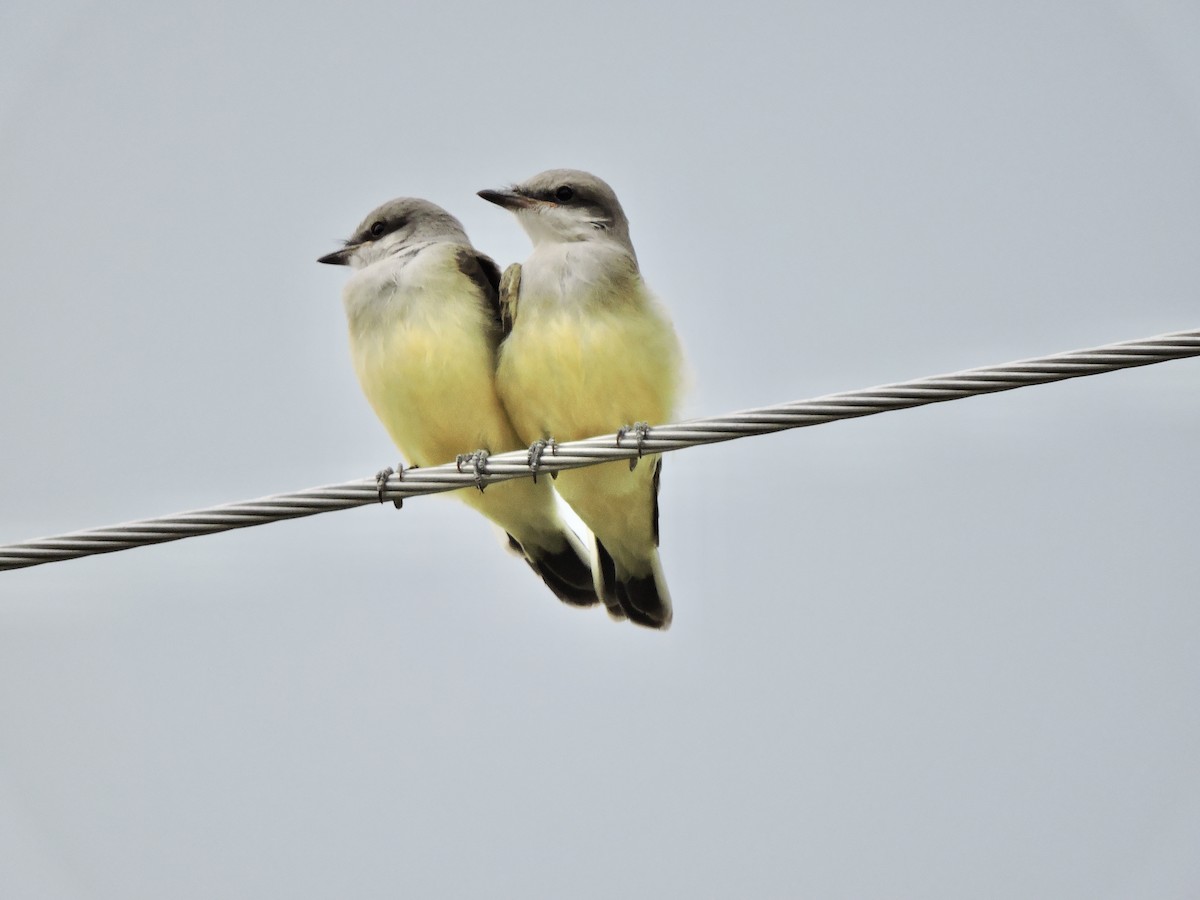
454 248 503 332
498 262 522 337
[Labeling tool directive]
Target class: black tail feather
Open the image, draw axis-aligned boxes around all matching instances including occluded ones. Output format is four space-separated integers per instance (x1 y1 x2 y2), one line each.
595 539 671 630
594 539 626 621
617 572 670 630
511 533 599 608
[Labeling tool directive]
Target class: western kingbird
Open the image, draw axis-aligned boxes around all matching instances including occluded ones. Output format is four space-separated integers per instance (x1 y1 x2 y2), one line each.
319 197 597 609
478 171 684 629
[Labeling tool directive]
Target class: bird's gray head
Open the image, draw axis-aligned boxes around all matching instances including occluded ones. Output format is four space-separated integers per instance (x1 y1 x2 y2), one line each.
317 197 470 268
477 169 634 254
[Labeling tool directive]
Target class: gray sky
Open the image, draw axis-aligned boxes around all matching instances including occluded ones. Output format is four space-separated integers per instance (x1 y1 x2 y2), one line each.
2 1 1199 897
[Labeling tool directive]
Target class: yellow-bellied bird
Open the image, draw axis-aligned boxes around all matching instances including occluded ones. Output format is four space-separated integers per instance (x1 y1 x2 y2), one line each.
479 171 684 629
319 197 597 609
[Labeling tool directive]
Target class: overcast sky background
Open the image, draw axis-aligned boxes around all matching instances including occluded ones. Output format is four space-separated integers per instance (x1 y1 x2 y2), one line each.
1 2 1199 897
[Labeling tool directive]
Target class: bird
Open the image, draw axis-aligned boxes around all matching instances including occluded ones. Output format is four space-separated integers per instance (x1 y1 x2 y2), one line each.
318 196 597 610
478 170 684 629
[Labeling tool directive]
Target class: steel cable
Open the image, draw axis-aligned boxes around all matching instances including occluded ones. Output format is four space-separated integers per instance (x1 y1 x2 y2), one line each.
2 328 1197 572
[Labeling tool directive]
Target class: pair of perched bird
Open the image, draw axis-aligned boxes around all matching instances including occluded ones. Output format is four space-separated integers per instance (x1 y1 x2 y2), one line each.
319 170 684 629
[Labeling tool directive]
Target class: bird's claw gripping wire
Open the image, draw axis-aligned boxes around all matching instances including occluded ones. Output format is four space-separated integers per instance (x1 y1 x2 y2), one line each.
527 438 559 483
375 467 393 504
375 463 410 508
456 450 490 492
616 422 650 471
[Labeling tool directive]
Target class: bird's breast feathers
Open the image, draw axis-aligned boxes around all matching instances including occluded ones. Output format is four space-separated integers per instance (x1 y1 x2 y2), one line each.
497 272 682 443
343 245 509 466
343 243 491 333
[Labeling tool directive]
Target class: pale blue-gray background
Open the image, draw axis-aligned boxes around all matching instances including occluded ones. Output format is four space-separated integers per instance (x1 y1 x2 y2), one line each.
2 2 1198 897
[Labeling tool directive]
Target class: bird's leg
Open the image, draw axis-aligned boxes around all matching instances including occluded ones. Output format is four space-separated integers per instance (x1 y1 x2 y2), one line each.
375 467 393 504
376 463 413 508
616 422 650 471
527 437 559 483
456 450 490 492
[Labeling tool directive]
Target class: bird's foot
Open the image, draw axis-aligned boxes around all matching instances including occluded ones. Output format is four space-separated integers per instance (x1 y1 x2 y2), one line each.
375 467 393 504
616 422 650 471
527 438 559 483
456 449 490 492
375 463 412 508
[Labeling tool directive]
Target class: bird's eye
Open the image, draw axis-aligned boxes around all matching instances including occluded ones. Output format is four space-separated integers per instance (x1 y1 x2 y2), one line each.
555 186 574 202
370 221 386 237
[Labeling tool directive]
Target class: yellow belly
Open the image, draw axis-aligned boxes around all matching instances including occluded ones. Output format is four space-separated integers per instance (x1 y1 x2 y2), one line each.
350 316 568 543
353 321 518 465
496 300 682 444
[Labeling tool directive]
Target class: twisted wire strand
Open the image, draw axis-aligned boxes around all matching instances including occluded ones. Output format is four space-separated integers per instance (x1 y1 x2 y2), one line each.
2 328 1197 572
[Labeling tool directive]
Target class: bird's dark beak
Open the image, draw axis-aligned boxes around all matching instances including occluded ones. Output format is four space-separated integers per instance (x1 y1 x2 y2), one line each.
317 245 356 266
477 188 534 211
